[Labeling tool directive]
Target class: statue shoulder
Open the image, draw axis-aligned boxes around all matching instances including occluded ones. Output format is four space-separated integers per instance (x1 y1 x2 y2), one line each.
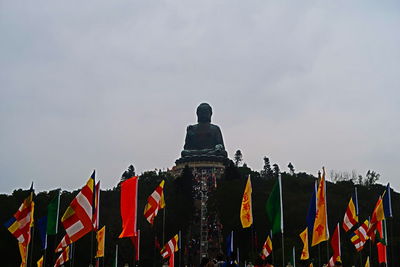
209 123 222 131
186 124 197 133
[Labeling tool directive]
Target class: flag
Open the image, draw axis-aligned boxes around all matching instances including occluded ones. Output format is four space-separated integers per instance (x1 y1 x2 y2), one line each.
93 181 101 230
354 219 369 243
376 220 387 264
55 234 72 253
54 246 70 267
119 176 138 238
4 188 35 247
364 256 370 267
371 196 385 224
328 223 341 267
261 235 272 260
37 256 44 267
240 175 253 228
60 172 95 245
266 175 283 234
95 226 106 258
350 232 366 252
160 234 179 267
382 183 392 218
311 168 329 246
18 243 27 267
299 228 309 260
306 181 317 235
144 180 165 224
226 231 234 257
343 195 358 232
37 216 48 249
47 189 60 235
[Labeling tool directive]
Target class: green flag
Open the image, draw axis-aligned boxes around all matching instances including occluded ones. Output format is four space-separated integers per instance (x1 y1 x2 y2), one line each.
46 189 60 235
266 176 283 235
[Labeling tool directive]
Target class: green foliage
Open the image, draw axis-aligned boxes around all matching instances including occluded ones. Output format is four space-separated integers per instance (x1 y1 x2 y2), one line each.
234 150 243 167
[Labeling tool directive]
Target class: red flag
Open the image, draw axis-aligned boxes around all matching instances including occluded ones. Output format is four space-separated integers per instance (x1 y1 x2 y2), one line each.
119 176 138 238
376 221 387 264
328 223 341 266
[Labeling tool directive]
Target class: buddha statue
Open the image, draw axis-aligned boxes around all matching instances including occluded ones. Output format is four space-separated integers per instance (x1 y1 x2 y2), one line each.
179 103 228 162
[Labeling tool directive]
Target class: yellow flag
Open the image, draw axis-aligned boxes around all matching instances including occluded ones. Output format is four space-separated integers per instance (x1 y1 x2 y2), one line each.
364 256 370 267
309 263 313 267
37 256 43 267
299 228 309 260
18 243 27 267
96 226 106 258
240 175 253 228
312 167 329 246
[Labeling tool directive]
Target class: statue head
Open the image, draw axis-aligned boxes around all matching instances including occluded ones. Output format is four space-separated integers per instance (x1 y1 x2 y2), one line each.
196 103 212 123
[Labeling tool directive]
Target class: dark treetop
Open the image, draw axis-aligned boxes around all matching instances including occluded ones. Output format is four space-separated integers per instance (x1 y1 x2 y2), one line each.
177 103 228 163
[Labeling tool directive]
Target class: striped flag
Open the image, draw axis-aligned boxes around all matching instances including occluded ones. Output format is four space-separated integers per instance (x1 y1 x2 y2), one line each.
54 246 70 267
261 235 272 260
144 180 165 225
93 181 101 230
350 232 366 252
367 197 385 237
55 172 95 252
4 186 35 247
160 234 179 267
55 234 72 253
343 193 358 232
355 220 370 243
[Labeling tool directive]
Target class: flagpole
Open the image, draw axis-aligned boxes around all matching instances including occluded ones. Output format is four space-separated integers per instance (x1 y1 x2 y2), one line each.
29 215 36 267
270 230 275 265
43 233 47 267
278 174 285 267
318 244 321 267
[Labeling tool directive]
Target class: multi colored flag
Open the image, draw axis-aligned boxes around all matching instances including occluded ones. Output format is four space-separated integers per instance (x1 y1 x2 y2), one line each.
4 185 34 267
119 176 138 238
376 220 387 264
54 246 70 267
60 172 95 244
93 181 101 230
367 197 385 237
350 231 367 252
160 234 179 267
240 175 253 228
55 234 72 253
364 256 370 267
266 175 283 235
95 226 106 258
261 235 272 260
299 228 309 260
343 193 358 232
354 219 369 243
144 180 166 225
311 168 329 246
328 223 341 267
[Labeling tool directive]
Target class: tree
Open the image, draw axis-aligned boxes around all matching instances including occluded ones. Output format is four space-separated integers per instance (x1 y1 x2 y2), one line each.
261 157 273 179
234 150 243 167
121 164 135 182
272 163 280 178
288 162 295 175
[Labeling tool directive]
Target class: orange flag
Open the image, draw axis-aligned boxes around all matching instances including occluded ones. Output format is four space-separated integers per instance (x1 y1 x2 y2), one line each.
240 175 253 228
300 228 309 260
312 167 329 246
119 176 138 238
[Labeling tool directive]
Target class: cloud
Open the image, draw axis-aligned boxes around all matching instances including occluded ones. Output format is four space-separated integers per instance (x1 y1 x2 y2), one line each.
0 0 399 193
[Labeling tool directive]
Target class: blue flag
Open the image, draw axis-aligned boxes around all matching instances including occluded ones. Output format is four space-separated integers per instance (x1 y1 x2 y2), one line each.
37 216 48 249
383 183 392 218
306 181 317 234
226 231 233 257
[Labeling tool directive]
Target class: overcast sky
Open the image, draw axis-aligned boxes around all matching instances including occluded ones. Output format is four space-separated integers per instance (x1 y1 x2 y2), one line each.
1 1 399 194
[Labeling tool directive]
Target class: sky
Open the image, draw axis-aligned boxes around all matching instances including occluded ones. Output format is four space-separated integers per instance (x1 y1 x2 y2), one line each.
1 1 399 194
